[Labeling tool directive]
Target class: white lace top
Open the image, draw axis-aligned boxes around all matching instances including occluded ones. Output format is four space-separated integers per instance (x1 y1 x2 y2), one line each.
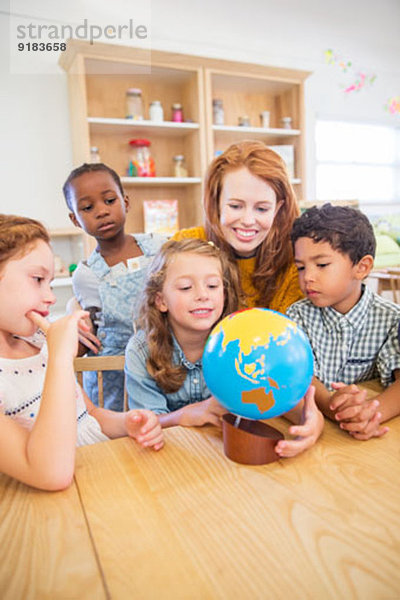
0 338 108 446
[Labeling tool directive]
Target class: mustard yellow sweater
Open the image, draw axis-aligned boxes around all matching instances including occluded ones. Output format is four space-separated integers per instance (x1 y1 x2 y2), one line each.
172 226 303 314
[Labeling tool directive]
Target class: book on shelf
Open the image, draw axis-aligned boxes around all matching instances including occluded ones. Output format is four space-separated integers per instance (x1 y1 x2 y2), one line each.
267 145 295 179
143 199 179 236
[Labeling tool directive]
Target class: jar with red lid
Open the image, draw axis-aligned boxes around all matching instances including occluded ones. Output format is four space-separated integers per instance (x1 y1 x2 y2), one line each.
128 139 156 177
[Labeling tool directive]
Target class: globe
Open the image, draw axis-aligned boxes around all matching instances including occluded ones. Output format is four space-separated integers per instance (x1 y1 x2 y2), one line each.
203 308 314 420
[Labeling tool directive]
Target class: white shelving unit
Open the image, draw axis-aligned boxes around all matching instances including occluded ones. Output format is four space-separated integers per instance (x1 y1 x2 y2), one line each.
60 41 309 239
120 176 202 186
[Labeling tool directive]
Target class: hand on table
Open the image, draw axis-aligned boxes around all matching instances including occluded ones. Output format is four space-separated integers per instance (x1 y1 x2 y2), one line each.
125 410 164 450
179 396 227 428
330 382 388 440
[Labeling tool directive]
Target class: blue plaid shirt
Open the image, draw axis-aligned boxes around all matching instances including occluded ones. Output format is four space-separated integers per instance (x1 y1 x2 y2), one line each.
125 329 211 413
287 285 400 389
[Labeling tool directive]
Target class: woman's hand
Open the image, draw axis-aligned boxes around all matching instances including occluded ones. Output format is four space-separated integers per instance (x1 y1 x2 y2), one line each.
275 386 324 458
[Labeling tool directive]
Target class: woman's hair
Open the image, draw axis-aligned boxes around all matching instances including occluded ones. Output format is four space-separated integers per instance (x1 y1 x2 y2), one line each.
0 214 50 273
138 238 243 393
62 163 124 211
203 140 299 306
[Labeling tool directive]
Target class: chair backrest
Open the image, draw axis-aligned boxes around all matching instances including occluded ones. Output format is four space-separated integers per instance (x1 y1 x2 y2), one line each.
74 355 128 411
368 270 400 304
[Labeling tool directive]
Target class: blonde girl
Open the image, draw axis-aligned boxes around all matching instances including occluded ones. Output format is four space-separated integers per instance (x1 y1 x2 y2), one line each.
125 239 243 427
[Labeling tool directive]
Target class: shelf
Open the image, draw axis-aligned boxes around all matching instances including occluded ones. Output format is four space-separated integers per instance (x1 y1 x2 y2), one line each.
61 41 308 241
88 118 200 137
50 228 83 237
212 125 300 138
52 277 73 288
120 177 202 186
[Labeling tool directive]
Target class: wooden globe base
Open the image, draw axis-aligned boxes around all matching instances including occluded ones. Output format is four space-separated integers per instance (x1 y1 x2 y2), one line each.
222 413 284 465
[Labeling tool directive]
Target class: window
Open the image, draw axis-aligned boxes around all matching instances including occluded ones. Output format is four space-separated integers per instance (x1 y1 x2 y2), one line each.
316 120 400 206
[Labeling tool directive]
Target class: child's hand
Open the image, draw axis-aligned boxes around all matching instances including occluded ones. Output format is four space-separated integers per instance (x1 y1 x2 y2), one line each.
77 316 102 354
125 410 164 450
329 382 388 440
179 396 227 427
28 310 90 361
275 386 324 458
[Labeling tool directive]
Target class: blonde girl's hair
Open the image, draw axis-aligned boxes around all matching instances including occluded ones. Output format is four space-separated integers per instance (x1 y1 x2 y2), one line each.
203 140 300 307
138 238 243 394
0 214 50 273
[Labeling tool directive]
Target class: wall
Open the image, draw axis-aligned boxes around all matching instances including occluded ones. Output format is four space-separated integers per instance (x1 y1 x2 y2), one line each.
1 0 399 230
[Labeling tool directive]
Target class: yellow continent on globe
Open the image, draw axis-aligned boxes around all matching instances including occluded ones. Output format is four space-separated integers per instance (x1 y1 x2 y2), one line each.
212 310 298 413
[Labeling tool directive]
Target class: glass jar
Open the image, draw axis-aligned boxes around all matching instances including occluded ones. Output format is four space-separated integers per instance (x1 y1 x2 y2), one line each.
90 146 101 163
128 139 156 177
212 99 224 125
126 88 144 120
173 155 188 178
238 115 250 127
260 111 270 128
149 100 164 122
171 103 184 122
281 116 292 129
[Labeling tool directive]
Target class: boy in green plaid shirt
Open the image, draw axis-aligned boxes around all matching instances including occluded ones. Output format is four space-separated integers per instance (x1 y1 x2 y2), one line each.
287 204 400 440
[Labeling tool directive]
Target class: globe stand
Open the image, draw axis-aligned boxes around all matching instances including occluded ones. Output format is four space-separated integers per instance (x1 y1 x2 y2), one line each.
222 413 284 465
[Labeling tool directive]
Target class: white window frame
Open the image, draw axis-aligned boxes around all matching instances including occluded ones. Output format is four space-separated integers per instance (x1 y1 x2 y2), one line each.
315 119 400 211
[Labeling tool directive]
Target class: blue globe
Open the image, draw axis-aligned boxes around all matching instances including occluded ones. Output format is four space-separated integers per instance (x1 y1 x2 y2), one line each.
203 308 314 419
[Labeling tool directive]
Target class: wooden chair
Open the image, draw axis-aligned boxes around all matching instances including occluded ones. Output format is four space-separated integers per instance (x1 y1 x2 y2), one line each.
368 270 400 304
74 355 128 411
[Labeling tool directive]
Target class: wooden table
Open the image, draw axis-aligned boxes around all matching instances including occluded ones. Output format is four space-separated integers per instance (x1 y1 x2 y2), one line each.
1 416 400 600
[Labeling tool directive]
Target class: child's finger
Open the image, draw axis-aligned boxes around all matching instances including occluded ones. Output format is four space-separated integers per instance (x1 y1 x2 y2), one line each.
331 382 359 392
351 425 388 440
137 429 164 447
335 397 377 422
335 405 363 421
355 400 380 423
26 310 50 332
330 389 366 412
78 334 101 354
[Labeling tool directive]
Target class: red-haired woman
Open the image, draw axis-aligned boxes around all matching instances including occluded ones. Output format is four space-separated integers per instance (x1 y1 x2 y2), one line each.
173 140 302 313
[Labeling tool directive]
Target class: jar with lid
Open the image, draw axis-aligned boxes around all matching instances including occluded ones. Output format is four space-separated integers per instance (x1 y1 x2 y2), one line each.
173 155 188 178
171 103 184 122
212 99 224 125
126 88 144 120
90 146 101 163
281 116 292 129
149 100 164 122
238 115 250 127
128 139 156 177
